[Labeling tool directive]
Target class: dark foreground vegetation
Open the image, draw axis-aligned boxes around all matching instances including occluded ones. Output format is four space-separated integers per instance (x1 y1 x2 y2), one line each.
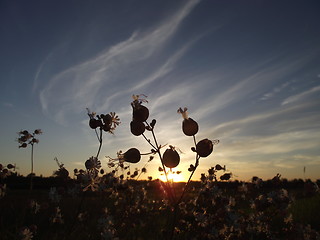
1 173 320 240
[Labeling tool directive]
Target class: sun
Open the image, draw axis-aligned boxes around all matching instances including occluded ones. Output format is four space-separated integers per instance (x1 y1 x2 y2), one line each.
159 171 184 182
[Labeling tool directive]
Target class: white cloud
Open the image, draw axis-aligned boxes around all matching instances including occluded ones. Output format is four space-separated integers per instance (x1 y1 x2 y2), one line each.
282 85 320 105
192 53 313 121
260 81 292 100
38 0 201 125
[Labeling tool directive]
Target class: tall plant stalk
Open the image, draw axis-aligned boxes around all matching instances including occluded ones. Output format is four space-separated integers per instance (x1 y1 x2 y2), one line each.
17 129 42 191
30 143 34 190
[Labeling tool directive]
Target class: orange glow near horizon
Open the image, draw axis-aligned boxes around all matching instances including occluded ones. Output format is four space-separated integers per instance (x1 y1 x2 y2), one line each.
158 171 185 182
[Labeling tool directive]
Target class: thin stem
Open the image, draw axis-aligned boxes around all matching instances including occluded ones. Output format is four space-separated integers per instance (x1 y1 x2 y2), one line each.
94 128 100 142
192 135 197 149
30 144 34 191
143 122 175 203
177 135 199 203
136 161 149 180
141 133 157 150
178 156 200 204
168 135 199 240
96 128 103 158
31 144 34 174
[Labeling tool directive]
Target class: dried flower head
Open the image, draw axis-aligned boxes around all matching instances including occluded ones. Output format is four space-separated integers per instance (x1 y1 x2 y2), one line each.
178 107 199 136
131 94 149 122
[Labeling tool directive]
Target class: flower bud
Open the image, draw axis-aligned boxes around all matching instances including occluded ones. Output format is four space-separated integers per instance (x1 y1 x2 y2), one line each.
123 148 141 163
130 121 145 136
103 124 111 132
196 139 213 157
102 114 112 125
163 148 180 168
19 143 28 148
220 173 231 181
132 105 149 122
85 159 94 169
89 119 102 129
7 164 14 169
182 118 199 136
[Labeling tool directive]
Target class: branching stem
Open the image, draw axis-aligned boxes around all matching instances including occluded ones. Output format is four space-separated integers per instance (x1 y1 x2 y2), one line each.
143 122 175 203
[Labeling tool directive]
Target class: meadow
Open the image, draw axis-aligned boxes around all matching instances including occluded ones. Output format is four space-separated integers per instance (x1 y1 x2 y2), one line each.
1 95 320 239
1 171 320 240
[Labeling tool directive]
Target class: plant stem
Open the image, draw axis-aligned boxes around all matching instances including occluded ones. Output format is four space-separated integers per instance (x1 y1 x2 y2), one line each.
168 135 199 240
143 122 175 203
178 135 199 203
30 143 34 190
96 128 103 158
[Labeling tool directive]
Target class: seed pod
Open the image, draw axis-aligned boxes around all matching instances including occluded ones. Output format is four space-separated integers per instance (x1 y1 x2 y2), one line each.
57 168 69 178
196 139 213 157
182 118 199 136
89 119 102 129
220 173 231 181
85 159 94 169
102 114 112 125
163 148 180 168
215 164 224 171
133 105 149 122
103 124 111 132
19 143 28 148
130 121 145 136
19 136 28 142
123 148 141 163
22 130 29 135
7 164 14 169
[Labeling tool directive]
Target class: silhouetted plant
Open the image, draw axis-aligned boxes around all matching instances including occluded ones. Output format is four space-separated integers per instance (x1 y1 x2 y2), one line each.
53 157 69 179
17 129 42 190
5 96 320 240
0 163 16 198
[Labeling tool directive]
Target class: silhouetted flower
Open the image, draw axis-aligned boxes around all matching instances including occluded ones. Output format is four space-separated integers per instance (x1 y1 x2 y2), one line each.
178 107 199 136
163 146 180 168
131 94 149 122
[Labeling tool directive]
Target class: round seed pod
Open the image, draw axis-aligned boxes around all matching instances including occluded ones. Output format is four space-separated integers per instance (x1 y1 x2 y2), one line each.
130 121 145 136
19 143 28 148
102 114 112 125
103 124 111 132
89 119 102 129
85 159 94 169
182 118 199 136
56 168 69 179
133 105 149 122
7 164 14 169
220 173 231 181
163 148 180 168
196 139 213 157
123 148 141 163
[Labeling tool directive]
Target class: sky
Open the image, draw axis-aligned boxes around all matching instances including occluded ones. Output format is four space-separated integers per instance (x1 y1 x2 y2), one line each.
1 0 320 182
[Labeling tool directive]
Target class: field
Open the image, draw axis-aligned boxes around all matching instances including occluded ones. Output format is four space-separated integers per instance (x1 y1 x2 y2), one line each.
1 174 320 240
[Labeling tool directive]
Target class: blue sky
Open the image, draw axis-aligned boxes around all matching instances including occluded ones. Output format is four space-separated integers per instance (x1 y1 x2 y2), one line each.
1 0 320 181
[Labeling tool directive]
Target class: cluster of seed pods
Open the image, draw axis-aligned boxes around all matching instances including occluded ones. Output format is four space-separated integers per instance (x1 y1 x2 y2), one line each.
129 95 218 170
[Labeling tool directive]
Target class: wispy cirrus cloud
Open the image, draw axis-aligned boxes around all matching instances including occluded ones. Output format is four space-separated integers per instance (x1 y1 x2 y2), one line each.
38 0 201 125
260 80 293 101
282 85 320 105
191 52 315 122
